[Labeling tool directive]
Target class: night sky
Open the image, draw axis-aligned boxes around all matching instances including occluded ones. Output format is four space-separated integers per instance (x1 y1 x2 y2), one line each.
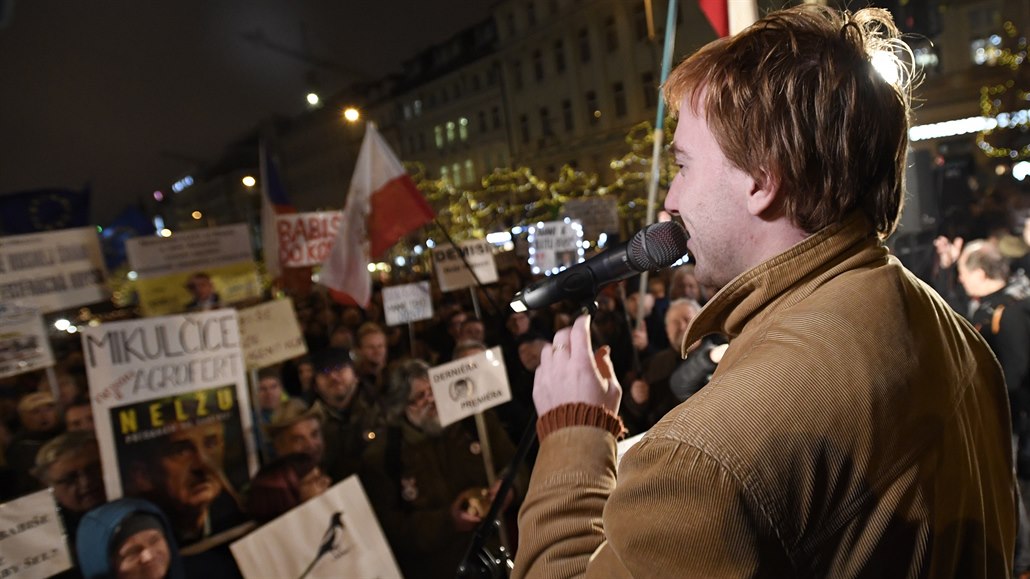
0 0 495 224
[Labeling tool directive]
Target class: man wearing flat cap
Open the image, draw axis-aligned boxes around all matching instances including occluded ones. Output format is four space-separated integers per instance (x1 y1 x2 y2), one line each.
263 398 325 464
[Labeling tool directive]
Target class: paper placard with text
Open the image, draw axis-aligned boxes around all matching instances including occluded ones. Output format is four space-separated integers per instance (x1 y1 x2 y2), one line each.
529 220 583 275
431 239 499 292
428 347 510 428
382 282 433 326
230 476 401 579
562 197 620 241
0 304 54 379
81 309 258 547
0 227 107 313
0 489 72 579
237 299 307 370
126 224 261 316
276 211 342 268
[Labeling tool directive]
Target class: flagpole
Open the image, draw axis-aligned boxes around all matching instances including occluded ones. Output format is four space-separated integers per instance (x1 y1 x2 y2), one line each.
635 0 679 331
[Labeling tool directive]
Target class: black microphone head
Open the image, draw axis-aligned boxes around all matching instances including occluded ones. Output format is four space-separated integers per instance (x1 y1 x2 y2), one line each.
627 221 689 271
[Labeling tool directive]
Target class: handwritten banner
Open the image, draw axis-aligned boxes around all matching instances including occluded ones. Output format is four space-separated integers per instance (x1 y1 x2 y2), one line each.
382 282 433 326
0 489 72 579
237 299 307 370
0 227 107 313
276 211 342 268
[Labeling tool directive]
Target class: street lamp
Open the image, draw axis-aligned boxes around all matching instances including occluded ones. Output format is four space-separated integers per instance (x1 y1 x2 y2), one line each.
343 107 361 123
242 175 256 187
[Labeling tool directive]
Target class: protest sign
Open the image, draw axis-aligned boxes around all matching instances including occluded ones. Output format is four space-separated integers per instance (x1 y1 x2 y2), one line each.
237 299 307 370
276 211 342 267
529 220 584 275
0 489 72 579
431 239 499 292
230 476 401 579
81 309 258 546
562 196 620 241
0 227 107 313
0 304 54 379
126 224 261 316
428 347 510 428
382 282 433 326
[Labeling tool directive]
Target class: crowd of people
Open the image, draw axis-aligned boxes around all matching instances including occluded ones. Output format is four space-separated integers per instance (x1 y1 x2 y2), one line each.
0 247 733 578
2 4 1030 577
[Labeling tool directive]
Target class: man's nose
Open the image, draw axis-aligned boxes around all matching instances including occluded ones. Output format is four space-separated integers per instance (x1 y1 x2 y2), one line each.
139 547 154 564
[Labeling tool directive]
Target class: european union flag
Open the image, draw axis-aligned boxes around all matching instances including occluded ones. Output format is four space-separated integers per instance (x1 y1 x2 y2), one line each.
0 186 91 235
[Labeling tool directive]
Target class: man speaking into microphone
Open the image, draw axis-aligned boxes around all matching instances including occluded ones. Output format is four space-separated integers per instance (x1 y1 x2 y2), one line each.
513 5 1017 579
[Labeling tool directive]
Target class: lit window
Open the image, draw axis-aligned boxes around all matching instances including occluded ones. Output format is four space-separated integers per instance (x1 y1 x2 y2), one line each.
435 126 444 149
447 121 456 143
459 117 469 141
465 160 474 183
441 166 450 185
452 163 462 187
414 99 423 116
403 104 412 120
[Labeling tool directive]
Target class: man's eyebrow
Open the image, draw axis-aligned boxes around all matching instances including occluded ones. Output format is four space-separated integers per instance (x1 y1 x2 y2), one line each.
671 143 689 158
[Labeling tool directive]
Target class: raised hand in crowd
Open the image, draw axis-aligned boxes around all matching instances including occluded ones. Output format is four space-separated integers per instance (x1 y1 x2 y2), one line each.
933 235 964 269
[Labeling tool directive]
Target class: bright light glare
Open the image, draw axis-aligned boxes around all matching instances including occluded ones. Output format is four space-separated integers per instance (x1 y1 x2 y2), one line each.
871 51 899 85
191 211 203 220
54 319 70 331
159 228 172 237
367 263 377 272
343 107 360 122
307 93 320 106
242 176 256 187
127 271 138 280
1014 161 1030 181
66 326 78 334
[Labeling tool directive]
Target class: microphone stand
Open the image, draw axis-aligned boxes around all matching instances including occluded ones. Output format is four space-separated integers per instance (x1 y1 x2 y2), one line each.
457 408 537 578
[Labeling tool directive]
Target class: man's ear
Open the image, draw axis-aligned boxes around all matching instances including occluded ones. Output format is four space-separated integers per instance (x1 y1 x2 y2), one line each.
746 168 781 217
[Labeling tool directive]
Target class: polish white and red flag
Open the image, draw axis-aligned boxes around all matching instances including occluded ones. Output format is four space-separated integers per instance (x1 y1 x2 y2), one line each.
319 122 435 307
699 0 757 37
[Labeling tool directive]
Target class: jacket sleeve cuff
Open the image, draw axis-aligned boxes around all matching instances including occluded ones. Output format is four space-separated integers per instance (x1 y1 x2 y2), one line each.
537 402 625 441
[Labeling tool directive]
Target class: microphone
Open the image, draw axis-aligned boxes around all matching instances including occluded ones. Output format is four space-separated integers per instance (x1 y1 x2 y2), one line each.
510 221 688 312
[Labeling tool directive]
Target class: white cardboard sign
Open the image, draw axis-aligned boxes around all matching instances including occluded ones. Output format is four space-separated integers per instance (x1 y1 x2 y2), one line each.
431 239 499 292
0 489 73 579
0 304 54 379
237 299 307 370
428 347 511 428
0 227 107 313
382 282 433 326
230 476 401 579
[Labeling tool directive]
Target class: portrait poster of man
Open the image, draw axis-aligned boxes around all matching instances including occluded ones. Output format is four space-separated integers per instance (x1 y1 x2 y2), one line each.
81 309 259 546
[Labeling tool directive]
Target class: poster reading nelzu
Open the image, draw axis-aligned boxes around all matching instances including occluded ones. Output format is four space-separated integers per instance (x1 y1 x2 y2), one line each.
81 309 258 545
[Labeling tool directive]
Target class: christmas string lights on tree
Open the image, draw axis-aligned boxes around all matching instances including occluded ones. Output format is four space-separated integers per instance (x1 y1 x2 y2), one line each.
976 20 1030 161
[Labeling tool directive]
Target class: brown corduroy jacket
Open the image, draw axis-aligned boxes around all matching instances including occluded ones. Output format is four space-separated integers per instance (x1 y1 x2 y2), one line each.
515 213 1017 578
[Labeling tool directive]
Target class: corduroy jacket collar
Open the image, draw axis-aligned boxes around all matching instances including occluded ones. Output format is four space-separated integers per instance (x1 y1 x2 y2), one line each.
683 212 886 352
